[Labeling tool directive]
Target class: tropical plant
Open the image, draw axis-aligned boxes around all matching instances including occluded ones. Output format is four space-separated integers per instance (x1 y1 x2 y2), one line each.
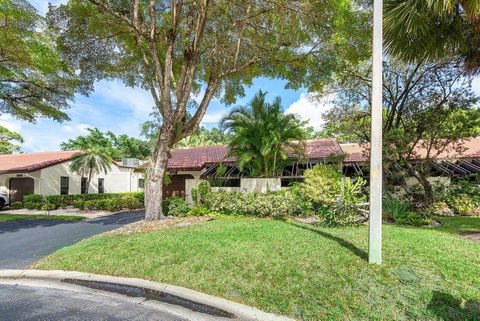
384 0 480 74
69 147 113 194
220 90 307 177
383 196 412 220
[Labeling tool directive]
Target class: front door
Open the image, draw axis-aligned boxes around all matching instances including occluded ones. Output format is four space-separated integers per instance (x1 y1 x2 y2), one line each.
163 175 194 199
9 178 34 203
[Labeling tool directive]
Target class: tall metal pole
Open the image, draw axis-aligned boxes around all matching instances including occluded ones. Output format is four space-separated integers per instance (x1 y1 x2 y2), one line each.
369 0 383 264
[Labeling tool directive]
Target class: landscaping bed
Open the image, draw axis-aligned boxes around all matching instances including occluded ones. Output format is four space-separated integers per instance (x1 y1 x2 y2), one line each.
34 217 480 321
0 213 85 223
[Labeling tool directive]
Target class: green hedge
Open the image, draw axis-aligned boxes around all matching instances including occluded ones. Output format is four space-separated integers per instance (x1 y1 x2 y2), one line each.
24 192 144 211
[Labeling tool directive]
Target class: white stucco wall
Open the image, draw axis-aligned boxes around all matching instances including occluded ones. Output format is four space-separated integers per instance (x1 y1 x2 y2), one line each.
0 161 145 197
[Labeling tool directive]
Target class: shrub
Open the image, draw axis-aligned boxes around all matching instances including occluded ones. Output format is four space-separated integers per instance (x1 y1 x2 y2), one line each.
72 200 85 210
10 201 23 209
300 165 342 207
384 197 411 220
25 202 42 210
447 194 479 216
41 203 56 211
163 197 190 217
394 211 432 226
187 205 213 216
23 194 43 203
203 190 301 218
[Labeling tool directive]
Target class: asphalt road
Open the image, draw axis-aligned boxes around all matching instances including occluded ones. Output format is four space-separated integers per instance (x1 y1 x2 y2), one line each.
0 284 188 321
0 211 144 269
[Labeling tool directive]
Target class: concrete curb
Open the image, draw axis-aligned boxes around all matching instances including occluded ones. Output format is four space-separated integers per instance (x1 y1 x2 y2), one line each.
0 269 295 321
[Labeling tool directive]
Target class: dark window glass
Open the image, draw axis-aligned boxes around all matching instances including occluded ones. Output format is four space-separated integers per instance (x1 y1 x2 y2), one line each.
81 178 87 194
60 177 69 195
138 178 145 189
280 177 304 187
98 178 104 194
208 179 241 187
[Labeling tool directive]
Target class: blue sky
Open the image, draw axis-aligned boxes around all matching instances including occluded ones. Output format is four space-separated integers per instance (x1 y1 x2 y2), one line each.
2 1 479 152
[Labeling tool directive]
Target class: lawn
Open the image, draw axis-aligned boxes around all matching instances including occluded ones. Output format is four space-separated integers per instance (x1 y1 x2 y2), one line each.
34 217 480 321
0 213 85 223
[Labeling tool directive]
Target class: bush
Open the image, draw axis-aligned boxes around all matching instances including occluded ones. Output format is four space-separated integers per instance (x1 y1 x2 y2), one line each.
447 194 479 216
384 197 411 220
10 201 23 209
203 190 301 218
187 206 214 216
41 203 57 211
163 197 190 217
23 192 144 212
394 211 432 226
295 165 367 226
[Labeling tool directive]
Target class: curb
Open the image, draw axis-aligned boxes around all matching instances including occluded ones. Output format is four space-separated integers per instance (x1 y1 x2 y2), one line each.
0 270 295 321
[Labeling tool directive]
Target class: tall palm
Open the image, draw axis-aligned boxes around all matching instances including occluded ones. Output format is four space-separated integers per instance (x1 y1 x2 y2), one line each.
384 0 480 74
220 90 307 177
70 147 113 194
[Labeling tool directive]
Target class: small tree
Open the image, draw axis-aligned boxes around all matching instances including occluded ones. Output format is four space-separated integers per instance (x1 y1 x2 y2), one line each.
70 147 113 194
220 90 307 177
322 58 480 205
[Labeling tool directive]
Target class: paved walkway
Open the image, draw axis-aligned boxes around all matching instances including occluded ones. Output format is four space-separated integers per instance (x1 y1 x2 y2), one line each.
0 211 144 268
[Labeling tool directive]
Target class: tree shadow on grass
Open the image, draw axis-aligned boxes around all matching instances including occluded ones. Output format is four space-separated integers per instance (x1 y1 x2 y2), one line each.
286 221 368 262
427 291 480 321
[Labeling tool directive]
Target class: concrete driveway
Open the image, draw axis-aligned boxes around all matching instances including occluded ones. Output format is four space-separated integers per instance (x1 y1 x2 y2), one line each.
0 211 144 268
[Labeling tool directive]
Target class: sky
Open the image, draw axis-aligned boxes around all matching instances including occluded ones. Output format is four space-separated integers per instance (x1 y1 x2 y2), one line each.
2 1 480 153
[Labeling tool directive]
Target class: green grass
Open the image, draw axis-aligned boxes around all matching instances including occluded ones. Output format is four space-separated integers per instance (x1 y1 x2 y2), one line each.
435 216 480 233
0 213 85 223
34 217 480 321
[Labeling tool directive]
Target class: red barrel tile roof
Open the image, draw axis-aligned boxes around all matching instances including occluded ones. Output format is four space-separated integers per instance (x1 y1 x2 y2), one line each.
0 150 80 174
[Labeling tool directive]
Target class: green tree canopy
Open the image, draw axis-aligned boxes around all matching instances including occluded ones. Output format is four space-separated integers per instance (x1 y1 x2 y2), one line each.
322 58 480 205
384 0 480 74
0 0 82 122
48 0 369 219
221 90 308 177
61 128 151 160
0 126 23 154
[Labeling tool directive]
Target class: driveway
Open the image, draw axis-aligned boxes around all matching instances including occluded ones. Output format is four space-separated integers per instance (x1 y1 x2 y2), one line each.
0 211 144 268
0 283 188 321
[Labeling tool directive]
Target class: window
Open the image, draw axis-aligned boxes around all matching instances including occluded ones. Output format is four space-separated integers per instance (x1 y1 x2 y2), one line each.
98 178 104 194
60 177 69 195
81 178 87 194
138 178 145 189
208 179 241 187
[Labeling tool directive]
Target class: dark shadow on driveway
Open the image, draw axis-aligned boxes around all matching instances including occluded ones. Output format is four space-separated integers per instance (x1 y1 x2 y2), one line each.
286 220 368 261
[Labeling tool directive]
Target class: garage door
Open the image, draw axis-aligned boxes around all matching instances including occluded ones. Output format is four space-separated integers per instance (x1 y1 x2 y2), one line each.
163 175 194 199
9 178 34 203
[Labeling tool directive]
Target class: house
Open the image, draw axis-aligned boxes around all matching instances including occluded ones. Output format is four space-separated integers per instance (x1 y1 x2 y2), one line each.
0 151 145 203
2 137 479 205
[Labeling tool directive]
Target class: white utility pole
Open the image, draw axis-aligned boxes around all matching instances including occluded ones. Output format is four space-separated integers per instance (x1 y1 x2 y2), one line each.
369 0 383 264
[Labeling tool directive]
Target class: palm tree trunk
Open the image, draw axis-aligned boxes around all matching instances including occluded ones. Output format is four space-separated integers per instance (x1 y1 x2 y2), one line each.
85 168 93 194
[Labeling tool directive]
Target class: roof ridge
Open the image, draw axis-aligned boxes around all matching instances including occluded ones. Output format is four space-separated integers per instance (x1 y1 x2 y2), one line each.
0 150 81 157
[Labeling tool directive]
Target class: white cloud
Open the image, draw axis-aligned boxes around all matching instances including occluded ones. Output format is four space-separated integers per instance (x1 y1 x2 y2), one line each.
30 0 67 15
201 110 228 125
62 123 92 134
472 77 480 96
0 114 22 132
284 93 335 130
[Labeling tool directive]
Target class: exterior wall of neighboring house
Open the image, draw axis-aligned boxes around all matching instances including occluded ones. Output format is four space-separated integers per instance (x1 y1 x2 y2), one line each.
0 161 144 199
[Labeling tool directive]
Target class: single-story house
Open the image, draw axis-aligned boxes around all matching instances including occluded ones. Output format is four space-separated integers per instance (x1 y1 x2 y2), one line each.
0 151 145 203
2 137 479 205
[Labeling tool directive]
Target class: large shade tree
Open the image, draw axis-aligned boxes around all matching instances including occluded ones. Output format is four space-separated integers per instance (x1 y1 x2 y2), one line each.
0 126 23 154
0 0 81 122
221 90 307 177
48 0 366 220
322 58 480 205
384 0 480 74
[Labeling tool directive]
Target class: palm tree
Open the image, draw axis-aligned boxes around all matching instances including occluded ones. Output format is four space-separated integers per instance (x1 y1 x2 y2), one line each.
70 147 113 194
384 0 480 74
220 90 307 177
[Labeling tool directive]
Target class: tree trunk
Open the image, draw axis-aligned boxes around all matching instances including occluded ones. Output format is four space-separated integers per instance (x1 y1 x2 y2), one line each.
405 162 434 206
85 169 93 194
145 126 174 221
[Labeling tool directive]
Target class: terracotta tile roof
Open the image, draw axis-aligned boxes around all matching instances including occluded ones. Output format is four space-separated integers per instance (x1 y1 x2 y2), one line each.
167 138 343 170
0 150 80 174
340 137 480 163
